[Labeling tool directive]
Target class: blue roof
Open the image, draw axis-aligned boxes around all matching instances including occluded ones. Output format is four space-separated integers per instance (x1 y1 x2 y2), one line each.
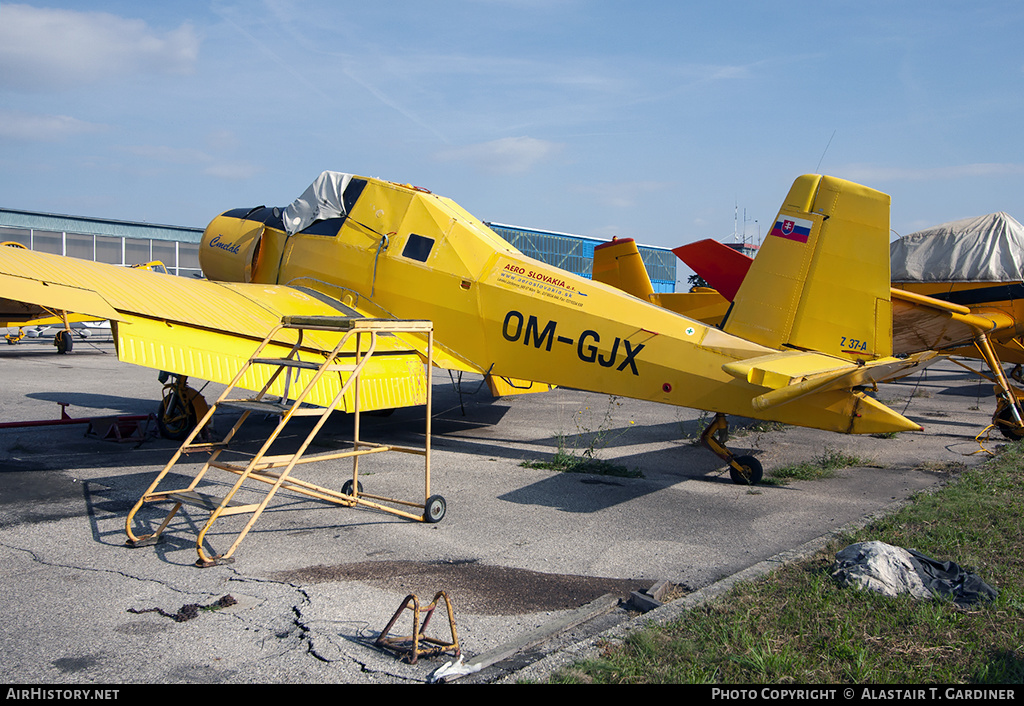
486 221 677 293
0 207 203 243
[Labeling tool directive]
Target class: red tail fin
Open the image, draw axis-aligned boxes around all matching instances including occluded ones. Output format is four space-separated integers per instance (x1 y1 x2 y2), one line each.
672 239 753 302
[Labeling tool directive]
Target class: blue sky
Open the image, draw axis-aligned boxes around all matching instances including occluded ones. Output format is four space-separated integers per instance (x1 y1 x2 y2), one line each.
2 0 1023 268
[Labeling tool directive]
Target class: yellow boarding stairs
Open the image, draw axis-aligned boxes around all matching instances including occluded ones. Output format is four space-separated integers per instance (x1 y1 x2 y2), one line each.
125 315 442 567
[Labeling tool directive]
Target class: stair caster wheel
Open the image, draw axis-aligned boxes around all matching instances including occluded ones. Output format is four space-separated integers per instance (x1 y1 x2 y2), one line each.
424 495 447 523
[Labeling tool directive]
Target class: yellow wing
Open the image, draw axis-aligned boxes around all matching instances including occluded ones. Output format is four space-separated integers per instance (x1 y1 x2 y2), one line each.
0 247 427 411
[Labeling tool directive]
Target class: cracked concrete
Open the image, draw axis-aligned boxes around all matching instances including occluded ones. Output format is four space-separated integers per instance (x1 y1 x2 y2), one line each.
0 340 998 683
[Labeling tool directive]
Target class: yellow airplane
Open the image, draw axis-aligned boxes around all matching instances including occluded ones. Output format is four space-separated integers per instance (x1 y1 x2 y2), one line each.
0 245 167 352
889 213 1024 436
629 224 1024 438
0 172 935 483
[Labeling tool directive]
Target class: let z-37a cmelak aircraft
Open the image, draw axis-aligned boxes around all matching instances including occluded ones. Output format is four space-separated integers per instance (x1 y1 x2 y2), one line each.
659 225 1024 440
0 172 936 484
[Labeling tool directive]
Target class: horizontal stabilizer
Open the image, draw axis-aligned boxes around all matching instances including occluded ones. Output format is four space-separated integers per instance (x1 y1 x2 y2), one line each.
653 289 731 325
723 348 936 430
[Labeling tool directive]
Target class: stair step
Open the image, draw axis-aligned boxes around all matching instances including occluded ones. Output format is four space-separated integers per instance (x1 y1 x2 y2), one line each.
250 357 356 372
181 441 229 453
219 399 325 416
160 491 261 515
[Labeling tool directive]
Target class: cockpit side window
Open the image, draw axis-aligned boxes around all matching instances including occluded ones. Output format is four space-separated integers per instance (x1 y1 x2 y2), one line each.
402 233 434 262
344 179 367 212
298 217 347 237
223 206 286 231
291 179 368 237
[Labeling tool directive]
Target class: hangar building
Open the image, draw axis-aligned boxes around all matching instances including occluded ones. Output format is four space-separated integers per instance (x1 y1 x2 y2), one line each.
0 208 677 291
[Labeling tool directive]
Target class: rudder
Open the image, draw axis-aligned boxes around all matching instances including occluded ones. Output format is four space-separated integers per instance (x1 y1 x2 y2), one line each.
723 175 893 361
591 237 656 301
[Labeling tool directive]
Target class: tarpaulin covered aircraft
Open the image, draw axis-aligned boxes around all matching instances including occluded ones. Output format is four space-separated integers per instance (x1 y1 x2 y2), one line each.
0 172 935 483
663 212 1024 438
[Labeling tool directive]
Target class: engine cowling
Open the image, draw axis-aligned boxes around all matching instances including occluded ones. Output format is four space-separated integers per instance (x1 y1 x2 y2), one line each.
199 211 268 283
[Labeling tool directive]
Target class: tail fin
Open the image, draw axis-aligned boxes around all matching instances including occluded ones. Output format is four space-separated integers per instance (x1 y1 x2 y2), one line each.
723 175 893 362
672 239 753 302
591 237 655 301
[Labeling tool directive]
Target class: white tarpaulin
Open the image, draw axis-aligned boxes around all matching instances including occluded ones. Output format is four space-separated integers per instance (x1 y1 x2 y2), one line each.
282 171 354 235
891 212 1024 283
832 541 997 607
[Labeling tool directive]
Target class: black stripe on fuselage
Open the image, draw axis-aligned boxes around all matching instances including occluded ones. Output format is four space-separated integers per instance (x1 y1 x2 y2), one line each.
922 282 1024 307
220 179 367 235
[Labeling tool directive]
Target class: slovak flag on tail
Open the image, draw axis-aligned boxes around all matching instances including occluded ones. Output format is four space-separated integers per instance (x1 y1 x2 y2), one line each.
770 215 813 243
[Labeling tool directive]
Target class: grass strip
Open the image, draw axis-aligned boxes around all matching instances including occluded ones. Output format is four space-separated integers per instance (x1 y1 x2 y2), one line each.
550 443 1024 683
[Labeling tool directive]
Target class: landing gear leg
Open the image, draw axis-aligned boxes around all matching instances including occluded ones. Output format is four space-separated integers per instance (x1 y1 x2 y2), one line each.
700 412 764 485
54 311 73 354
157 372 209 441
973 334 1024 440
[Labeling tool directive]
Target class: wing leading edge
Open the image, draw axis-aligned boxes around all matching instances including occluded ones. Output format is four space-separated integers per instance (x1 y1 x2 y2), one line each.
0 247 428 412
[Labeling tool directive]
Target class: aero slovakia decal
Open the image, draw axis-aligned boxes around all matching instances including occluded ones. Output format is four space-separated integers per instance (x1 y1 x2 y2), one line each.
495 261 588 308
769 215 813 244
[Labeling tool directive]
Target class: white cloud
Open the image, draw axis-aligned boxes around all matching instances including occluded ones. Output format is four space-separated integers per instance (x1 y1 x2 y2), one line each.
573 181 674 209
203 162 264 180
121 144 262 181
839 163 1024 182
0 109 106 141
124 144 211 165
434 136 562 175
0 4 199 91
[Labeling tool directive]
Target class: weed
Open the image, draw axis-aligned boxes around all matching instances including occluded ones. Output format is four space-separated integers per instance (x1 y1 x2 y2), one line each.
521 396 642 478
683 410 712 446
737 420 787 435
768 447 871 483
521 447 640 478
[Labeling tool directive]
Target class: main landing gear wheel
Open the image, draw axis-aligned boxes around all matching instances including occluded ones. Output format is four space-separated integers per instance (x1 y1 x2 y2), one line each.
54 329 73 354
994 405 1024 441
424 495 446 523
729 455 763 486
157 392 196 441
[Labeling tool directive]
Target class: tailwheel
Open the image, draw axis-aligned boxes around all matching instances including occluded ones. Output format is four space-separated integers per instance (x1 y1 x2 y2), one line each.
729 455 764 485
700 412 764 485
994 404 1024 441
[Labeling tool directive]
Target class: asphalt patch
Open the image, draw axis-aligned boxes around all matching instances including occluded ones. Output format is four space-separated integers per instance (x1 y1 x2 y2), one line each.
272 559 653 615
